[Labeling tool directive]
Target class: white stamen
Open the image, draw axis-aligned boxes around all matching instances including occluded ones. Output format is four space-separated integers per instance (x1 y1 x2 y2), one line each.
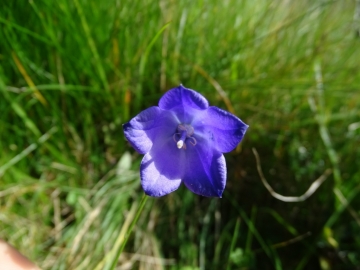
177 140 184 149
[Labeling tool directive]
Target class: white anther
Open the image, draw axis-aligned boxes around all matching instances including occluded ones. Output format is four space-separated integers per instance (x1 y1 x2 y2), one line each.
177 140 184 149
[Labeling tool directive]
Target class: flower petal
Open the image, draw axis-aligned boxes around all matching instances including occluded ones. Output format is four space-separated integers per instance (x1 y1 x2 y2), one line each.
159 85 209 122
123 106 176 154
194 106 248 153
183 143 226 197
140 136 185 197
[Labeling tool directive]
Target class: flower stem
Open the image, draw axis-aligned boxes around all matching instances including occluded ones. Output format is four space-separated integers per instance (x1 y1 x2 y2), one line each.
109 194 149 270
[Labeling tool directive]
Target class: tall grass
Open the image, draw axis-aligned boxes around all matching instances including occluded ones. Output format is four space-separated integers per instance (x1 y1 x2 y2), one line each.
1 0 360 269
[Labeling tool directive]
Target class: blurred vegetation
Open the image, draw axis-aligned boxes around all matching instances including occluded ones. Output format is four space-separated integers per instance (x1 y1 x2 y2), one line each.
1 0 360 269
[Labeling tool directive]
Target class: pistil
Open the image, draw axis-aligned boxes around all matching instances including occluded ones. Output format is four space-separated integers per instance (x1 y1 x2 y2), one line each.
176 131 187 149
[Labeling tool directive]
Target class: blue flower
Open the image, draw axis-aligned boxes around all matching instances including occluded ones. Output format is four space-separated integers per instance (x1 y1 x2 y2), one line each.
123 85 248 197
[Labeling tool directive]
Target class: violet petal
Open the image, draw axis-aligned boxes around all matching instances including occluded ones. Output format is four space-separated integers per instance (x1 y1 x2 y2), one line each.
123 106 177 154
159 85 208 123
194 106 249 153
183 143 226 197
140 136 185 197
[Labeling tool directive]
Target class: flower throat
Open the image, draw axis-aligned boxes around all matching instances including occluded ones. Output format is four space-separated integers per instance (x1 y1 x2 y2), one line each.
173 124 197 149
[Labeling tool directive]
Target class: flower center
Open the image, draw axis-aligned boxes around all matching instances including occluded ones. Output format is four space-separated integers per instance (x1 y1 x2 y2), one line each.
173 124 197 150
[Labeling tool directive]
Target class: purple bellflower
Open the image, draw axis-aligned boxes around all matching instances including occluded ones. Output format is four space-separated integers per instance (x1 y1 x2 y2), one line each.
123 85 248 197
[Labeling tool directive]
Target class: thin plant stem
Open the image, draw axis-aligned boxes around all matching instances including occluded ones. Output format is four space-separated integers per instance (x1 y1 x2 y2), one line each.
226 217 241 270
109 194 149 270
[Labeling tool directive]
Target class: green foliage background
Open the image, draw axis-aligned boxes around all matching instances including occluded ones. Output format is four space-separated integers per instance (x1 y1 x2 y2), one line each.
1 0 360 269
